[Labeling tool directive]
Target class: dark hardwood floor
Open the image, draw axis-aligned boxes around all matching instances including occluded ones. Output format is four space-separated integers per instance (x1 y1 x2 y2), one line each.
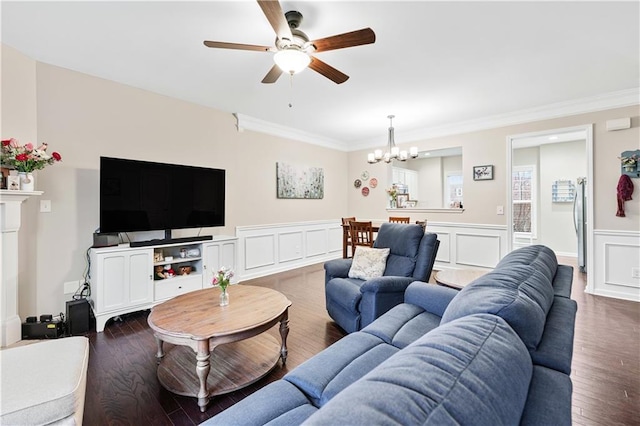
82 258 640 425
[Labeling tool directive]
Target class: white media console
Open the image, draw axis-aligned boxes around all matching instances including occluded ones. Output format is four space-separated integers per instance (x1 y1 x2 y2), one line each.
88 236 237 332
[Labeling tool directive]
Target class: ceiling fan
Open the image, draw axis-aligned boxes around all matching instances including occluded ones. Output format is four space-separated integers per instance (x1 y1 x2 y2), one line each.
203 0 376 84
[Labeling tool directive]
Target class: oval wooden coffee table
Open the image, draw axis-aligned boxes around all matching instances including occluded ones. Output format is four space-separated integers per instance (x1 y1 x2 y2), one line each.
434 269 488 290
148 285 292 412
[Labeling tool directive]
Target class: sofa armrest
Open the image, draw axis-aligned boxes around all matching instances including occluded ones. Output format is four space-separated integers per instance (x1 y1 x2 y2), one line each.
404 281 459 317
360 276 415 294
324 259 353 281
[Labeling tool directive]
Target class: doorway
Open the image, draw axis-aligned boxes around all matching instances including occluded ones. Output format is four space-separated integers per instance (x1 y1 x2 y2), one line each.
506 124 593 290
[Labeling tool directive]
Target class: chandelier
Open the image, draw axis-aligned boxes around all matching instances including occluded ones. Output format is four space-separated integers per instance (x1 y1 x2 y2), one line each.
367 115 419 164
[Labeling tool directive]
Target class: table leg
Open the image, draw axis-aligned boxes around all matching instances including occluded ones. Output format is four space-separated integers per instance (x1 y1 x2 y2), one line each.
279 309 290 365
342 226 348 258
195 340 211 412
154 336 164 364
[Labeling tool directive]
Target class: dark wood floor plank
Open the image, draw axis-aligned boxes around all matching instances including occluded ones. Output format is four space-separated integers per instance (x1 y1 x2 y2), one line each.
81 258 640 425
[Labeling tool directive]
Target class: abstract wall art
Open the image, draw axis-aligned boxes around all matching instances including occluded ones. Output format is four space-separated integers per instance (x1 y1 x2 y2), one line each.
276 162 324 199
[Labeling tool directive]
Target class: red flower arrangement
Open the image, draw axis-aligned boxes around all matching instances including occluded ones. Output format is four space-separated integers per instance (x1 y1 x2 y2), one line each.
1 138 62 172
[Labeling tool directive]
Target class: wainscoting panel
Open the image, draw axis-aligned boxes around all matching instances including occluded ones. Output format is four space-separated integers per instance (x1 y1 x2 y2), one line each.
244 234 276 270
328 226 343 254
427 222 508 271
278 231 304 264
237 221 342 281
591 230 640 302
306 228 329 258
434 231 451 264
456 233 502 268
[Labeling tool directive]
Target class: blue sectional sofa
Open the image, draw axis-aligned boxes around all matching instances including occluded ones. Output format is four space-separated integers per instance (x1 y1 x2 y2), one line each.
202 245 577 425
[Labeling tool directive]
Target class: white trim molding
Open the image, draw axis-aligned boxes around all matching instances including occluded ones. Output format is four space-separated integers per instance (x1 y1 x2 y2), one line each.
590 230 640 302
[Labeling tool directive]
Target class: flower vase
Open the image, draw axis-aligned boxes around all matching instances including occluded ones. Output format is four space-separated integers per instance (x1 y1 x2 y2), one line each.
18 172 35 192
219 287 229 306
390 199 397 209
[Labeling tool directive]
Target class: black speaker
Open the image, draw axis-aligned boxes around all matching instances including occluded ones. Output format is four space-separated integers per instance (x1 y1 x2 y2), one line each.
66 299 91 335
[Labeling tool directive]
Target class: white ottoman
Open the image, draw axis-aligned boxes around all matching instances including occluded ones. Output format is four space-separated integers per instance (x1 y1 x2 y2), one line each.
0 337 89 425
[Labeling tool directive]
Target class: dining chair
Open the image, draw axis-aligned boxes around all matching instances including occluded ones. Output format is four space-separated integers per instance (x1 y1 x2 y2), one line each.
388 217 410 224
342 217 356 257
349 220 374 252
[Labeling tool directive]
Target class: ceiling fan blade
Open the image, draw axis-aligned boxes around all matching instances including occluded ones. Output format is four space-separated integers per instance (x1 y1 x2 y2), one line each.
311 28 376 53
309 57 349 84
204 40 275 52
262 64 283 84
257 0 293 42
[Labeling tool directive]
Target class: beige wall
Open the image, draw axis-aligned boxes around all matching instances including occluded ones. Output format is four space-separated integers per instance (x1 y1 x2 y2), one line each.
1 44 39 317
3 43 639 317
2 46 347 316
348 106 640 230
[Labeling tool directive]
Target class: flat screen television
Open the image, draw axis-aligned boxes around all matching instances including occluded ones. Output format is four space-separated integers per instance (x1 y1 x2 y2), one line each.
99 157 225 238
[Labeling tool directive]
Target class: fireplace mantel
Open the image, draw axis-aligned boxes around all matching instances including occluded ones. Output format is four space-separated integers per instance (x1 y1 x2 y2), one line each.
0 189 43 346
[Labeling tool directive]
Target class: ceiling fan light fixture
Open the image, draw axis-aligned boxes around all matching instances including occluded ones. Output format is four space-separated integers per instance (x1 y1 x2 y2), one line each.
274 48 311 74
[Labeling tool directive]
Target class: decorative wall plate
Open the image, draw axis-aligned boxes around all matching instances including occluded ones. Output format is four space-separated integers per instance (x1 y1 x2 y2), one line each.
369 177 378 188
354 179 362 188
361 187 370 196
361 171 370 181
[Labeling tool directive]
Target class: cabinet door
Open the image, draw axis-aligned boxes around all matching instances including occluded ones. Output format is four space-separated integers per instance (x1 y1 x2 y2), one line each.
95 249 152 313
203 243 221 286
129 251 153 305
203 240 237 284
99 254 128 312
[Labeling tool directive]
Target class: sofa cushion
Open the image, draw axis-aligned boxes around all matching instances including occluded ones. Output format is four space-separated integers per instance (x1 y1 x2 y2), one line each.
495 244 558 283
553 264 574 298
530 296 577 374
441 264 555 349
200 380 318 426
303 314 533 426
520 365 573 426
284 332 399 407
348 246 390 280
0 337 89 426
362 303 442 349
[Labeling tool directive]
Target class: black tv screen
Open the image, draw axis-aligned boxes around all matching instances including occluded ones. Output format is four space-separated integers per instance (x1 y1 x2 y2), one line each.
99 157 225 234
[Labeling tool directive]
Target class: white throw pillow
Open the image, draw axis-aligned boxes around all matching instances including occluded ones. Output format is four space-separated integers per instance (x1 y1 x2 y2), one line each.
348 246 391 280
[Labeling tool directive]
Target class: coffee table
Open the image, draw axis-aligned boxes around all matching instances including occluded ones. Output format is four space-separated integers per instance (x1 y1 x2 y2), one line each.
434 269 488 290
147 285 292 412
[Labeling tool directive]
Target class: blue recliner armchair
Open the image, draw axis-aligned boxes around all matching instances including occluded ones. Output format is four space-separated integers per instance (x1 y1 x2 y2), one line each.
324 223 440 333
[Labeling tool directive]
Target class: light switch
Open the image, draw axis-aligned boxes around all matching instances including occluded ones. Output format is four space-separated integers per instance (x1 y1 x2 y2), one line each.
40 200 52 213
496 205 504 215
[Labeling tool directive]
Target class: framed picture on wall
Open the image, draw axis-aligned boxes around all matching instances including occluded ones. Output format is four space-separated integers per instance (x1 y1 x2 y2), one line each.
473 165 494 181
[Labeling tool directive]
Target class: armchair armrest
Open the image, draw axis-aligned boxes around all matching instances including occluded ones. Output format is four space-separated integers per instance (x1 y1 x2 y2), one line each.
404 281 459 317
360 276 415 294
324 258 353 281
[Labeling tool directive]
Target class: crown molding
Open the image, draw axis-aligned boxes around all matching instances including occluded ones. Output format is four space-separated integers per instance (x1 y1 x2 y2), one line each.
233 113 349 151
349 88 640 151
235 89 639 153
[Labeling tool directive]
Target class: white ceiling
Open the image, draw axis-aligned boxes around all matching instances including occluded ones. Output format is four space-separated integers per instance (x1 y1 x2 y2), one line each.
2 1 638 150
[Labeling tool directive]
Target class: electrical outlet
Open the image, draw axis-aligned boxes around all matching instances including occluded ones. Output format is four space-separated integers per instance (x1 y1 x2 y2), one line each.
632 268 640 279
496 205 504 215
40 200 52 213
